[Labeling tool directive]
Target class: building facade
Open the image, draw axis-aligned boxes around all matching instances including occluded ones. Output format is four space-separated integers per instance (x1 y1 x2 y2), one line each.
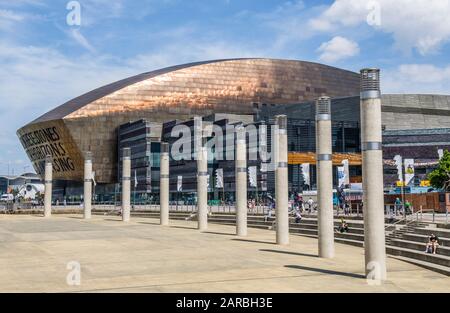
17 58 360 184
118 120 161 203
16 57 450 201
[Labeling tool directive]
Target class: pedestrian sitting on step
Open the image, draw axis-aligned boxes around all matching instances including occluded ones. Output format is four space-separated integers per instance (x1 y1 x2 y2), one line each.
425 234 439 254
336 217 349 233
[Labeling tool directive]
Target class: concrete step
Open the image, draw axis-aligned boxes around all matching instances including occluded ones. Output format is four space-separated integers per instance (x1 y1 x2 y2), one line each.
197 214 365 227
334 231 364 242
389 256 450 276
289 227 318 237
208 217 366 235
335 237 364 248
437 223 450 229
386 245 450 268
389 238 450 257
400 233 450 246
410 227 450 239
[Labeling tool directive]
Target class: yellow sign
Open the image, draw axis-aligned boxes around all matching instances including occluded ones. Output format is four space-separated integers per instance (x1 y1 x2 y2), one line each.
420 180 431 187
396 181 405 187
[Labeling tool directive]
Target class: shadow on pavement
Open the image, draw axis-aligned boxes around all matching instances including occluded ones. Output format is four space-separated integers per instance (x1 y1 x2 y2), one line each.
232 238 275 245
204 231 235 236
260 249 318 258
285 265 365 279
170 225 197 230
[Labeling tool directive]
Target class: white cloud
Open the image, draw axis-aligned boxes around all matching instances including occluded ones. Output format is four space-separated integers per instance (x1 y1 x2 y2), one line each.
0 9 25 21
79 0 125 26
309 0 450 55
0 41 139 173
0 9 26 30
127 41 261 72
383 64 450 94
68 28 96 53
0 0 44 7
317 36 359 62
231 0 311 52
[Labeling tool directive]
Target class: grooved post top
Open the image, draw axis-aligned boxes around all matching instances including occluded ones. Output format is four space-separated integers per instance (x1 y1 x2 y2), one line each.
123 147 131 158
161 142 169 153
84 151 92 161
360 68 381 99
275 115 287 130
316 96 331 119
45 155 52 164
236 124 246 142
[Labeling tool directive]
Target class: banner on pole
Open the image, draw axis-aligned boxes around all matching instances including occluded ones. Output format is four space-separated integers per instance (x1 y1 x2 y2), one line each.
404 159 415 185
301 163 310 186
248 166 257 187
337 166 345 187
394 155 403 182
341 159 350 185
177 176 183 192
215 169 224 188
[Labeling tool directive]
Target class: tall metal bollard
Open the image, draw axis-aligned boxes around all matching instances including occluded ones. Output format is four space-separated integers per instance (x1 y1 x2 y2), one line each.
316 96 335 258
44 155 53 218
83 151 92 219
160 142 170 226
275 115 289 245
197 146 208 231
122 148 131 222
360 68 387 281
236 125 247 236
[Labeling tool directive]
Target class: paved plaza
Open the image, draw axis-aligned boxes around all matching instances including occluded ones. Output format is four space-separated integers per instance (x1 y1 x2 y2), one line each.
0 214 448 293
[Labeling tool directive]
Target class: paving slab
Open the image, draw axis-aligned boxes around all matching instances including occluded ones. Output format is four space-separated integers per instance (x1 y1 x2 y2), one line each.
0 215 448 293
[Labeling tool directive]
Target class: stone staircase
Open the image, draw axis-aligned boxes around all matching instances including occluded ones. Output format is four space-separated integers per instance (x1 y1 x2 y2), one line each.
385 222 450 275
120 210 450 276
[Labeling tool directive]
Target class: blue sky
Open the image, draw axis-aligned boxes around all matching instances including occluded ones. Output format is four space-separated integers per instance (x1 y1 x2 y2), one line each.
1 0 450 175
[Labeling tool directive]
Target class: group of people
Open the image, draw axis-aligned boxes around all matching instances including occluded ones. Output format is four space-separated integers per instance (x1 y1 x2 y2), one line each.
291 194 316 212
393 197 412 216
263 194 316 223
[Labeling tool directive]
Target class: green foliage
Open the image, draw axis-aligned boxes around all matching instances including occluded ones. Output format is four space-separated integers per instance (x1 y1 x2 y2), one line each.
428 150 450 191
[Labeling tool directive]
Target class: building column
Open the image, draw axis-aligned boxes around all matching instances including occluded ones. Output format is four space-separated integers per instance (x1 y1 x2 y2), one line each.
44 155 52 218
197 145 208 231
83 151 92 219
160 142 170 226
236 125 247 236
122 148 131 222
275 115 289 245
360 68 387 281
316 96 335 258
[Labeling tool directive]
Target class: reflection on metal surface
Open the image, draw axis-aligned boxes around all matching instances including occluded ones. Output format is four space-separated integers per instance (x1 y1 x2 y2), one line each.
17 58 360 183
288 152 362 166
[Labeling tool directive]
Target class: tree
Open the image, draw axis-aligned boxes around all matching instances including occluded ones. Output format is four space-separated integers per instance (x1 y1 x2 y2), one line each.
428 150 450 191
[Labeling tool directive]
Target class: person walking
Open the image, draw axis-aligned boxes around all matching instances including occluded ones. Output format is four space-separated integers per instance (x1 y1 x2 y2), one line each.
307 197 314 214
394 197 402 216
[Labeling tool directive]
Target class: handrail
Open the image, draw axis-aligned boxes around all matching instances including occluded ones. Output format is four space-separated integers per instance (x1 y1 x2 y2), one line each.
385 214 416 230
